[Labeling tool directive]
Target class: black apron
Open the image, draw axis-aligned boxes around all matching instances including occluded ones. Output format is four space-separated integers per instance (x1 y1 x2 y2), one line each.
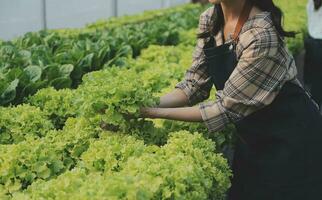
203 32 322 200
304 34 322 105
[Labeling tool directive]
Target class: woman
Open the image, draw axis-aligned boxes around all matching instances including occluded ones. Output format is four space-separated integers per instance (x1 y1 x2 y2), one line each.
140 0 322 199
304 0 322 111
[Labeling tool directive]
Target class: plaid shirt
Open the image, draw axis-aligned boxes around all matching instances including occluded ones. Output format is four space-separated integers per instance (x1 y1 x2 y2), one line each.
175 6 301 133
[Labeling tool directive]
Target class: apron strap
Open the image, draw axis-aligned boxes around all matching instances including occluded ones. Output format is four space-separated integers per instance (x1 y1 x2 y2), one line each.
232 1 253 42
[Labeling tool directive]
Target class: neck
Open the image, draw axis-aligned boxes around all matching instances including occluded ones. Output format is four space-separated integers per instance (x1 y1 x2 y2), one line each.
221 0 247 23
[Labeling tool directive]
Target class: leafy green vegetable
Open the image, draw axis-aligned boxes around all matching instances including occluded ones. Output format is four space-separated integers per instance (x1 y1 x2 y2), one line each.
0 104 53 144
11 132 231 200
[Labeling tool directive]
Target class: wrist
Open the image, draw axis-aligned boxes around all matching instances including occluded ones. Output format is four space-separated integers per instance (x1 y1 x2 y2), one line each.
155 107 168 119
150 107 164 119
150 107 170 119
140 107 159 119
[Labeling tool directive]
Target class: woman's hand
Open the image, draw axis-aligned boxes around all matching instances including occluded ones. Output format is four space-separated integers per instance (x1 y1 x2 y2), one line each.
139 107 157 119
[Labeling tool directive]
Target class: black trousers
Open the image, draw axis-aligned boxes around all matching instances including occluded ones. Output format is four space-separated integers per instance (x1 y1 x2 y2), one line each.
304 35 322 105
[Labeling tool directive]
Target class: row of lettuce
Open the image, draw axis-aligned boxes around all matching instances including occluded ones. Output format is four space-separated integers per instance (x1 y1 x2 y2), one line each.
0 41 233 199
0 4 204 106
1 5 230 199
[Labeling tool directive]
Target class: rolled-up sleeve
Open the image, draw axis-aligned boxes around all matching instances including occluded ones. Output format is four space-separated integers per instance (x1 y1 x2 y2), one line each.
175 8 214 106
199 27 290 132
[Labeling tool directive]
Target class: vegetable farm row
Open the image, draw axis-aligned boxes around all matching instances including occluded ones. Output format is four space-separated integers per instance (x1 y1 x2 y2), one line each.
0 4 204 106
0 0 308 199
0 40 233 200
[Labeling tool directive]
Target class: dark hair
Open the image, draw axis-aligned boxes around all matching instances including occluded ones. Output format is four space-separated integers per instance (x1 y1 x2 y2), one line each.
314 0 322 10
198 0 296 39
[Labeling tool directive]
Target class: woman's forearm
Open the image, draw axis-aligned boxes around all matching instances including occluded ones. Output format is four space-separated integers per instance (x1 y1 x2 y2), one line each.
141 106 203 122
139 88 203 122
158 89 189 108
